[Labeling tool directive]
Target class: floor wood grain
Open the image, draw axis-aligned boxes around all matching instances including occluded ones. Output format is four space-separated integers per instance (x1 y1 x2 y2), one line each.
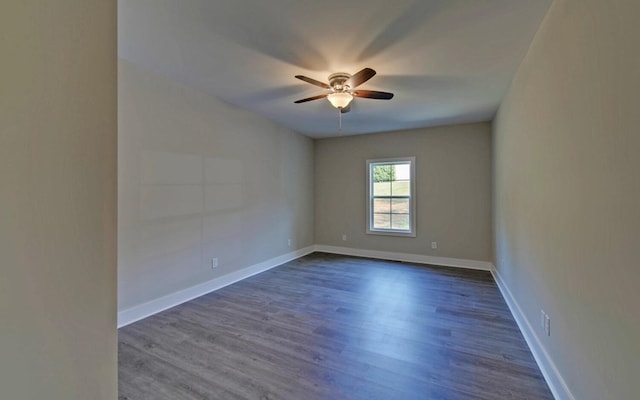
119 253 553 399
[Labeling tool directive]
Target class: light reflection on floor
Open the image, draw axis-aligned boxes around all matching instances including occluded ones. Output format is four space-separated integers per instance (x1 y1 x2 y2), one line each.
355 266 422 363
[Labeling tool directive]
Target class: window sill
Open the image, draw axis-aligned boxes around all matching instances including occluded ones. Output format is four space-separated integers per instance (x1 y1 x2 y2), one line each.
366 229 416 238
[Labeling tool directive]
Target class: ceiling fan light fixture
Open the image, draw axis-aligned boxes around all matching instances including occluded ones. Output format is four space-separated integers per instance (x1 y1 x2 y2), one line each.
327 92 353 109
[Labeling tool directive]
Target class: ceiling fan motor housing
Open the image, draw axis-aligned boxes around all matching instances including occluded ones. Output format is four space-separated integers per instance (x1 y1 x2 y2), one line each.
293 68 393 106
328 72 351 92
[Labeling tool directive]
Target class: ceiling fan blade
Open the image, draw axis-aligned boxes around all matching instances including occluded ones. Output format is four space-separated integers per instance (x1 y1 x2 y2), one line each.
295 75 331 89
346 68 376 88
294 94 328 104
353 90 394 100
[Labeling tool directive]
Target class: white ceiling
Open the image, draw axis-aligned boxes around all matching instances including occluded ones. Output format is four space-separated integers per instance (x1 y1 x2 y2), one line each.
118 0 551 138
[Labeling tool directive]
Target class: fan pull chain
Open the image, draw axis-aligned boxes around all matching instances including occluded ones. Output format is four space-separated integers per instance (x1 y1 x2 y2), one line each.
338 108 343 134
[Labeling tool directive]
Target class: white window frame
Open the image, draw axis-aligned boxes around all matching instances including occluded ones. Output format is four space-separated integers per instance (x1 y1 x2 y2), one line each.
366 157 416 237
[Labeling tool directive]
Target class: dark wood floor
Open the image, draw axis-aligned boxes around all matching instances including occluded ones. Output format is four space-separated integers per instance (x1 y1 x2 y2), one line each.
118 253 553 400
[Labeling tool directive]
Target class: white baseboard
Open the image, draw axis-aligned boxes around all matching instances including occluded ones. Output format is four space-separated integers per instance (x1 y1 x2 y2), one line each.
491 268 575 400
314 244 494 271
117 246 315 328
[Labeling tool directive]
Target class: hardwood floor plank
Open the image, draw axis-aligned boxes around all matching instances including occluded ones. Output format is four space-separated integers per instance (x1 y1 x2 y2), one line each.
119 252 553 399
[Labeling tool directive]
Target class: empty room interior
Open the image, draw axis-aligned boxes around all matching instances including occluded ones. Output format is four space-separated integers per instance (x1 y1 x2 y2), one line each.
2 0 639 399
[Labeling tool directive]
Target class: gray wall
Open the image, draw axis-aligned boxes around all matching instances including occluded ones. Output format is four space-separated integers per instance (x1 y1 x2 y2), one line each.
0 1 117 398
493 0 640 398
118 60 314 311
315 123 492 262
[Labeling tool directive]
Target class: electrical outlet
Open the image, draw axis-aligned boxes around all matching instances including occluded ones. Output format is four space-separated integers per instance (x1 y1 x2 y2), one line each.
288 239 292 247
342 234 347 241
431 241 437 249
210 258 218 269
540 310 551 336
544 314 551 336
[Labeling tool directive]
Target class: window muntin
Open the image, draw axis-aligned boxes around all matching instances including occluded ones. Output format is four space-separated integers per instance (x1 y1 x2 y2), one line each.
367 157 416 236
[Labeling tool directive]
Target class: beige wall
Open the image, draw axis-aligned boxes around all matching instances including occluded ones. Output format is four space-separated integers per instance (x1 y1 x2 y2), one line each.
493 0 640 399
0 1 117 399
315 123 492 262
118 60 314 311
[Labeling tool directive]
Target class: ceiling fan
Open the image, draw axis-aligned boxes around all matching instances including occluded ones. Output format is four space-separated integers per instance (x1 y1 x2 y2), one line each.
294 68 394 113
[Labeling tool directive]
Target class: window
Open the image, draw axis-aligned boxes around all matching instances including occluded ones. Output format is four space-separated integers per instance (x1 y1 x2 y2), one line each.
366 157 416 236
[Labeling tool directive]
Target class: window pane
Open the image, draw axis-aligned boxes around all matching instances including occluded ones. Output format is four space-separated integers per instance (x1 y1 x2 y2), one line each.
394 164 410 180
372 164 395 182
373 181 390 196
391 180 410 195
391 214 410 230
373 198 391 213
373 213 391 229
391 198 409 214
